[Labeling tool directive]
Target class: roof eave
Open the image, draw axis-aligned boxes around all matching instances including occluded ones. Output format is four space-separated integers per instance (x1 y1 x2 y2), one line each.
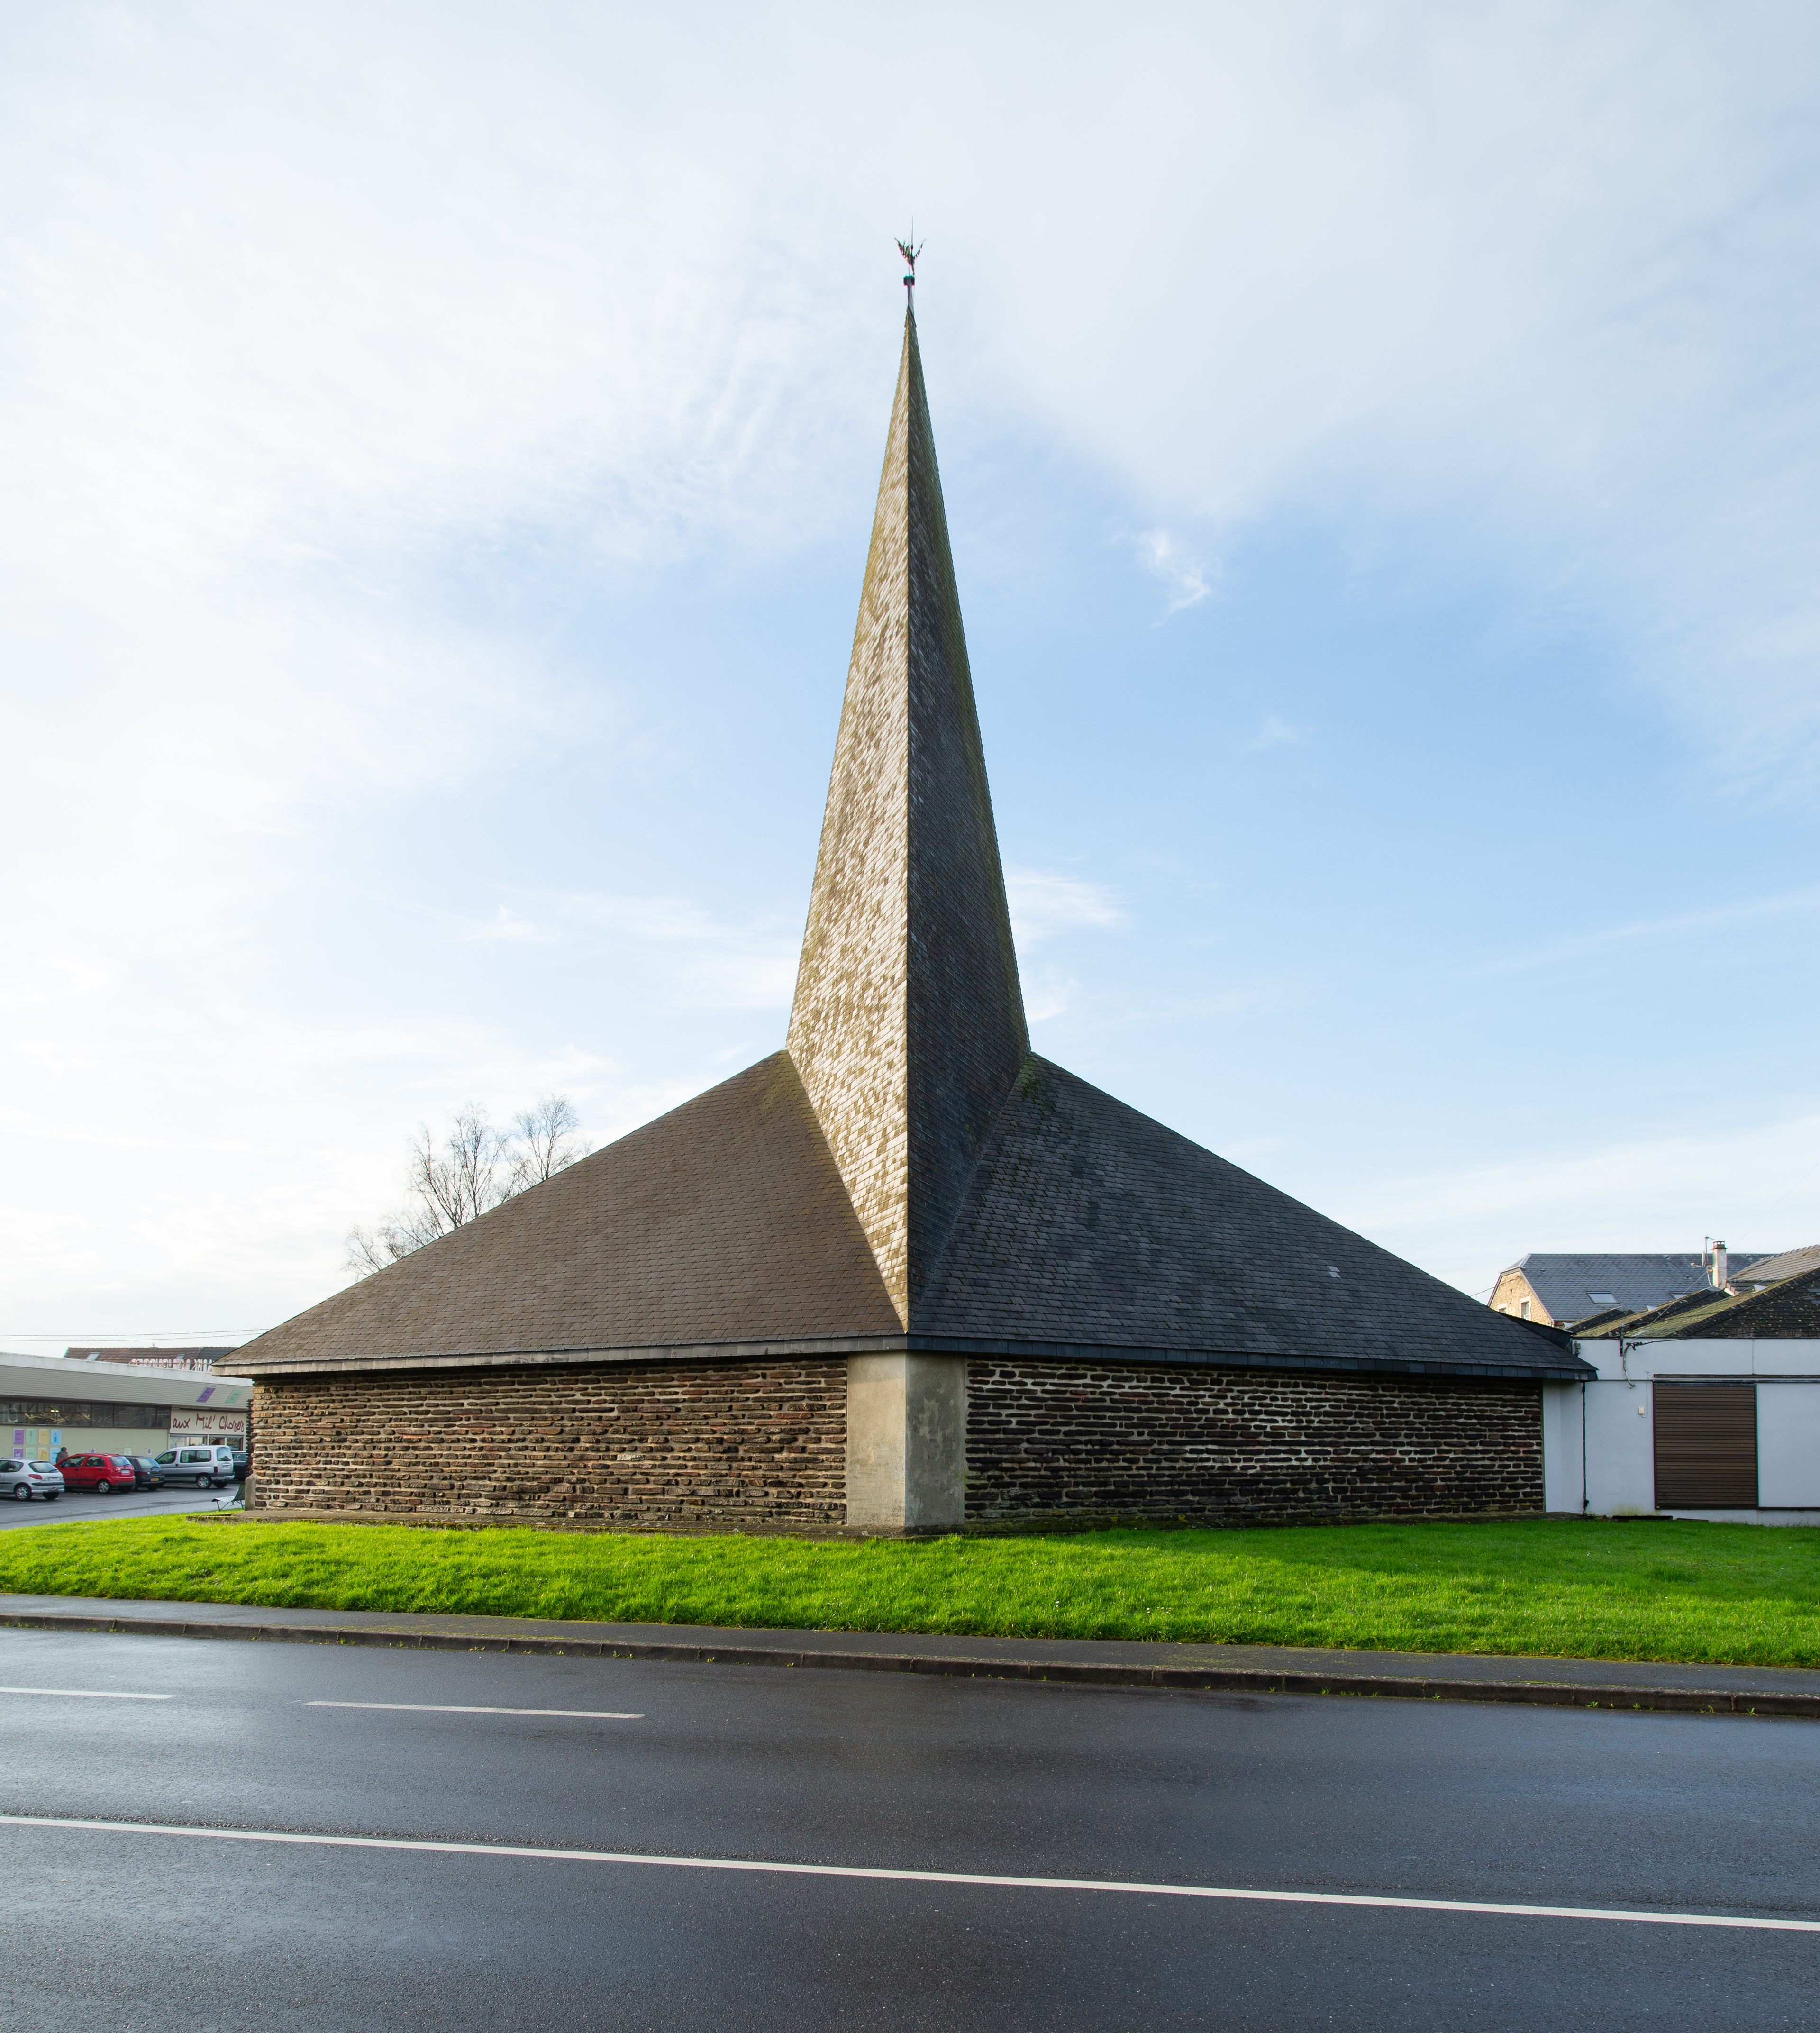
234 1332 1592 1385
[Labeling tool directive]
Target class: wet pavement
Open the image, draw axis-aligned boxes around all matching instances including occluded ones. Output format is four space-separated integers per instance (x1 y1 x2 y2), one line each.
0 1485 240 1530
3 1618 1817 2029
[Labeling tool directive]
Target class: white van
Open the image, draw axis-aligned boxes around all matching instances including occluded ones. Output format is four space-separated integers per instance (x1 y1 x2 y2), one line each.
155 1444 237 1489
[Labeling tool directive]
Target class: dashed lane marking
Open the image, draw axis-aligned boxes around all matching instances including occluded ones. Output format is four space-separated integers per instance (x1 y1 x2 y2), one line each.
305 1701 643 1718
0 1687 172 1700
2 1816 1816 1933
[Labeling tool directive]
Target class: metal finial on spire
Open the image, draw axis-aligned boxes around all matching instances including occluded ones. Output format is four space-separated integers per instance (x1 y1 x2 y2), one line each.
896 235 923 312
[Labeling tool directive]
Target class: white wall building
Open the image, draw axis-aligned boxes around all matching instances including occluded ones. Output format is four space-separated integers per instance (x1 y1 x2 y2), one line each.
1 1349 253 1461
1542 1275 1820 1522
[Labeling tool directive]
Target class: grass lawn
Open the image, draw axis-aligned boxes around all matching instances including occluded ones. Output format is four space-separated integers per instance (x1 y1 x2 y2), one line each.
1 1514 1817 1666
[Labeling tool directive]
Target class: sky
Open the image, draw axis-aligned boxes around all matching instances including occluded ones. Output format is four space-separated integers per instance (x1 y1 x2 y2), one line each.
4 0 1820 1352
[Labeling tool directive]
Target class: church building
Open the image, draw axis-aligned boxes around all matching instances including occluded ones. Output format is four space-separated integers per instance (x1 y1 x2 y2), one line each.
234 305 1589 1531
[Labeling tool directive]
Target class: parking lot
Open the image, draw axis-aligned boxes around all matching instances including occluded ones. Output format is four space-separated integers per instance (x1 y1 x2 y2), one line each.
0 1483 243 1530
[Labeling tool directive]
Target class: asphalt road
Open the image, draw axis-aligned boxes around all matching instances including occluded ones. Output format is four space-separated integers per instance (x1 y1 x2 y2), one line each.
0 1485 240 1530
3 1625 1817 2031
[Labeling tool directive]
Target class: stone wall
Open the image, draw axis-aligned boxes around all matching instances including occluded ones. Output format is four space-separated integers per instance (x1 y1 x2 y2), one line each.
250 1359 846 1527
965 1361 1544 1524
1488 1269 1548 1325
249 1354 1543 1530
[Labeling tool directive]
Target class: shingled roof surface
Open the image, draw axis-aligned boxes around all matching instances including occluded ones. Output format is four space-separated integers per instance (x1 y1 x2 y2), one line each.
1652 1265 1820 1340
236 309 1588 1388
236 1055 900 1373
919 1058 1581 1377
1600 1283 1756 1338
787 311 1027 1327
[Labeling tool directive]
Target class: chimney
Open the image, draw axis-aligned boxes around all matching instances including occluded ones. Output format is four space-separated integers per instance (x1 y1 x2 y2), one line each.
1710 1240 1729 1289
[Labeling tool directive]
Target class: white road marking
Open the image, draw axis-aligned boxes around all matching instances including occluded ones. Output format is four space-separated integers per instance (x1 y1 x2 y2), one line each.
1 1815 1815 1933
0 1687 172 1701
305 1702 643 1719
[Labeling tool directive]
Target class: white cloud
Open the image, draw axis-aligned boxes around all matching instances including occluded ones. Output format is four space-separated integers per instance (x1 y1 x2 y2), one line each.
468 907 565 947
921 6 1820 793
1135 528 1214 617
458 892 799 1011
8 2 1820 802
1242 714 1305 753
1003 869 1128 1022
1022 966 1083 1026
1005 869 1129 950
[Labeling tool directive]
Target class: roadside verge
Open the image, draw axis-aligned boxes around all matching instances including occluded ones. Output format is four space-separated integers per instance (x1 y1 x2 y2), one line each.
5 1592 1820 1719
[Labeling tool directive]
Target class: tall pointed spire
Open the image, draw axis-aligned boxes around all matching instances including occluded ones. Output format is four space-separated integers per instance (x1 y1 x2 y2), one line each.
787 309 1028 1328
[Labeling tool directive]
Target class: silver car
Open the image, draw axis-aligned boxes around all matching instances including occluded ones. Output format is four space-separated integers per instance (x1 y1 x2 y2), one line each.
154 1444 238 1490
0 1459 64 1502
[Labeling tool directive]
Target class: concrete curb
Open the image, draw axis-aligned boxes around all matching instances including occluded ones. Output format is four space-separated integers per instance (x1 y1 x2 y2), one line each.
4 1604 1817 1719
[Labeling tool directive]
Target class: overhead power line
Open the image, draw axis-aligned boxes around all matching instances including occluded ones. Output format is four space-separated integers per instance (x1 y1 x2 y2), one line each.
0 1330 262 1339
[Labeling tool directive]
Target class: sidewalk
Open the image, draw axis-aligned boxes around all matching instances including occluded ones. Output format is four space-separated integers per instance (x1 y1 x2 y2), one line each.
4 1591 1819 1718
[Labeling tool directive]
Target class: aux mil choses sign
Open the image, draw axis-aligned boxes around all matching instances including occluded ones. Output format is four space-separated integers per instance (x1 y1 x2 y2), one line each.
168 1409 246 1440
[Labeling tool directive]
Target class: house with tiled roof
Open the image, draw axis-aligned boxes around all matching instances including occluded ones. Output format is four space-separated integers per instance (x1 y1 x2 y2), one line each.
1490 1251 1779 1329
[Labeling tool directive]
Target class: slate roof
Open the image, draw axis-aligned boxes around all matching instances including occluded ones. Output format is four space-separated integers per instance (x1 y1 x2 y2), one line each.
787 310 1027 1327
237 1056 900 1374
234 310 1588 1389
1558 1307 1630 1336
919 1058 1583 1377
1504 1253 1779 1323
238 1048 1582 1382
1728 1244 1820 1289
1586 1285 1746 1339
1647 1265 1820 1341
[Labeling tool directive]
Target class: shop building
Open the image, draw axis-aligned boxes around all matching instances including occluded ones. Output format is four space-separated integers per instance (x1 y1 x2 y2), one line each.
1 1350 252 1461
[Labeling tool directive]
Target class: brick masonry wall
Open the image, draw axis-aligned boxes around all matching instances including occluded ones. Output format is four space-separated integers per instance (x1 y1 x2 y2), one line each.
250 1359 846 1527
965 1362 1544 1523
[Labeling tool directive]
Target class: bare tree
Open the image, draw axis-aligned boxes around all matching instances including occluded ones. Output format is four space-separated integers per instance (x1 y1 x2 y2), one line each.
417 1106 506 1228
507 1093 589 1192
346 1095 590 1278
345 1222 410 1278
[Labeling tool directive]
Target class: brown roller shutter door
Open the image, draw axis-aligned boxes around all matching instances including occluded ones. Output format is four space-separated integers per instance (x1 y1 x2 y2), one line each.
1653 1382 1757 1508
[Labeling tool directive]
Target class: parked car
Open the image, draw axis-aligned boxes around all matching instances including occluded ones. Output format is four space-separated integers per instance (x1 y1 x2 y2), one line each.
0 1459 64 1502
128 1457 164 1490
59 1453 144 1495
154 1444 239 1489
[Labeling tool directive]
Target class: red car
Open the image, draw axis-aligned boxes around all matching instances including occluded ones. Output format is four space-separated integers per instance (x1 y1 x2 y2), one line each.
59 1453 142 1495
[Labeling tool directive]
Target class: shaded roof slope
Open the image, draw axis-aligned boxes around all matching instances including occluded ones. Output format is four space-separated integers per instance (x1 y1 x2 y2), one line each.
919 1059 1584 1378
235 1055 900 1374
1589 1285 1746 1339
787 310 1027 1331
1651 1265 1820 1340
1553 1305 1630 1335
